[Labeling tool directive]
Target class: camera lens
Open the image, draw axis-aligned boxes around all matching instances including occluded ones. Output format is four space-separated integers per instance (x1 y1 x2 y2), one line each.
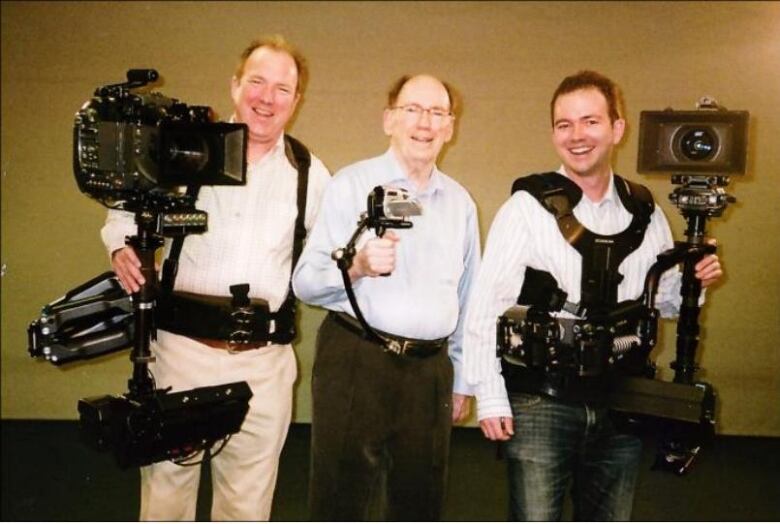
166 134 209 173
678 127 718 161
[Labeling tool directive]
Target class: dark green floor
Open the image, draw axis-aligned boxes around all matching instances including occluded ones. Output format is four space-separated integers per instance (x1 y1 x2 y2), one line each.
2 420 779 521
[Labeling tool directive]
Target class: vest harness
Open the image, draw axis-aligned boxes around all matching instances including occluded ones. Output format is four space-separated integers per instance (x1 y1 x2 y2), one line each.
500 172 655 402
155 134 311 346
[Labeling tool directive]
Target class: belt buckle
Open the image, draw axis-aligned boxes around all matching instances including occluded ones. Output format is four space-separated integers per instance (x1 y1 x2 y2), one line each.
229 306 254 353
231 306 254 324
227 330 251 355
384 338 410 356
227 329 252 353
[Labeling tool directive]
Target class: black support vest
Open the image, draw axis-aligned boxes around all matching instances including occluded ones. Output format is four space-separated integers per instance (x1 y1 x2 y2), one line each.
503 172 655 402
512 171 654 315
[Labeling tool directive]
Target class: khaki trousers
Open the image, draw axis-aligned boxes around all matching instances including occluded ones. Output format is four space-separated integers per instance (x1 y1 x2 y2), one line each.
139 330 296 521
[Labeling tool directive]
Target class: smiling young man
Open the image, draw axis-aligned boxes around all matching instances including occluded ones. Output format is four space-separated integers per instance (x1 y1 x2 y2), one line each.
102 35 330 521
293 74 480 520
463 70 723 520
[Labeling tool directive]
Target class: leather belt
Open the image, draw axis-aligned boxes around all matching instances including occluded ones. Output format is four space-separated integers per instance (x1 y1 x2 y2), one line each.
190 336 271 354
329 312 446 358
157 290 296 346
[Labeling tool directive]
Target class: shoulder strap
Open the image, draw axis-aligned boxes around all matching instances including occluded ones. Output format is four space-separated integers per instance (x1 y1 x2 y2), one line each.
283 134 311 273
512 172 584 244
613 174 654 220
511 172 582 215
273 133 311 342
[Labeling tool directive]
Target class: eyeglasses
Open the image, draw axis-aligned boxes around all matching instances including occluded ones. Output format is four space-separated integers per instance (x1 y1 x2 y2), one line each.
392 104 453 124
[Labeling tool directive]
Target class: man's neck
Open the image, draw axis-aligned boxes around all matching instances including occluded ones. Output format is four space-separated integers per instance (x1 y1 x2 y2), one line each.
246 128 282 164
392 149 435 192
563 167 612 202
247 134 282 164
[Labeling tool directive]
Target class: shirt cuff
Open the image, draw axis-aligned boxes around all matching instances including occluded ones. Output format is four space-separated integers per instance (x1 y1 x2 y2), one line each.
475 387 512 421
451 360 475 397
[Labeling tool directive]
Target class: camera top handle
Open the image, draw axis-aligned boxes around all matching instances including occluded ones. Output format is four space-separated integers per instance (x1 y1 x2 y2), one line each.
96 68 159 98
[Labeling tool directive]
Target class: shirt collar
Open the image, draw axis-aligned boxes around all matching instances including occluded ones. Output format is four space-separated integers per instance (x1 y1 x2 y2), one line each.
243 133 290 176
229 113 287 166
382 148 445 197
270 133 286 158
556 165 617 207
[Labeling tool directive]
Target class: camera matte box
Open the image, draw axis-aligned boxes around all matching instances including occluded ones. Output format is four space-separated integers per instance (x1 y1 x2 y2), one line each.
637 110 749 176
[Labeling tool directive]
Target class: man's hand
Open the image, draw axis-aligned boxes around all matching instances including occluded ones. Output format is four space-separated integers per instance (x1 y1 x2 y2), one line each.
111 247 145 293
452 394 471 423
696 239 723 288
348 230 400 281
479 416 514 441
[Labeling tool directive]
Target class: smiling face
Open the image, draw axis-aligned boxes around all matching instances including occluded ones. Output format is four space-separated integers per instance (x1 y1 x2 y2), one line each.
382 75 454 174
551 87 625 181
230 46 300 157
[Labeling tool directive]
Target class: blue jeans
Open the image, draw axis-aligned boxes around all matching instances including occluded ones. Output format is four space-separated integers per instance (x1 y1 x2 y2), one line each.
504 393 642 521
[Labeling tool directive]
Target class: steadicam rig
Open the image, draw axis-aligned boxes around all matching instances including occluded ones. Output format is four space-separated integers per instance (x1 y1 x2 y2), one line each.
331 186 422 353
28 69 253 469
615 98 747 474
496 97 748 475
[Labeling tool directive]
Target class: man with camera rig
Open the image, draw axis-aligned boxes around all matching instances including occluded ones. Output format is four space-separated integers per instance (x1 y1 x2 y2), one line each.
101 36 330 521
292 74 480 520
462 70 723 521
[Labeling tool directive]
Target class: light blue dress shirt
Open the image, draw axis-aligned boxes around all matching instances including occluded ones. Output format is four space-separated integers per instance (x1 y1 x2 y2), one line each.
293 148 481 395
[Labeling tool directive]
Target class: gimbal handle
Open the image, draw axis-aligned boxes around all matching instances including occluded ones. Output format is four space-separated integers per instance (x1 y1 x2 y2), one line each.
330 214 412 352
641 218 716 385
125 208 165 399
672 213 717 384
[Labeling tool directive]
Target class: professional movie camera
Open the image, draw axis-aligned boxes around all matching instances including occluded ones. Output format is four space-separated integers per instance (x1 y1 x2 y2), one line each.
28 69 252 468
331 186 423 352
73 68 245 216
497 97 748 475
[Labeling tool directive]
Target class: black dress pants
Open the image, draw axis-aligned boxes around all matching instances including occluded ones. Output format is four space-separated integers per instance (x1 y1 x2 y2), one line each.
309 313 454 521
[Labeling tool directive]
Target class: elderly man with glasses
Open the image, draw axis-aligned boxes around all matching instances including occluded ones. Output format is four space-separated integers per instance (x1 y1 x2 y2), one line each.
293 74 480 520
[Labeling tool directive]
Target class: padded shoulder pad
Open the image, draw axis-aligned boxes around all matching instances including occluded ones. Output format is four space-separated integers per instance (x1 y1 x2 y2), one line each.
511 172 582 217
614 174 655 219
512 172 557 195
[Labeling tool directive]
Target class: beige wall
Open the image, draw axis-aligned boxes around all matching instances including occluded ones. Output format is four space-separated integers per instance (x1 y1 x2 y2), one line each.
2 1 778 436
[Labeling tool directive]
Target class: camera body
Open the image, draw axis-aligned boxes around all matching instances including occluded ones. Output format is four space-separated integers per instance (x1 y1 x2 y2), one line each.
367 185 423 224
73 69 247 217
364 185 423 237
